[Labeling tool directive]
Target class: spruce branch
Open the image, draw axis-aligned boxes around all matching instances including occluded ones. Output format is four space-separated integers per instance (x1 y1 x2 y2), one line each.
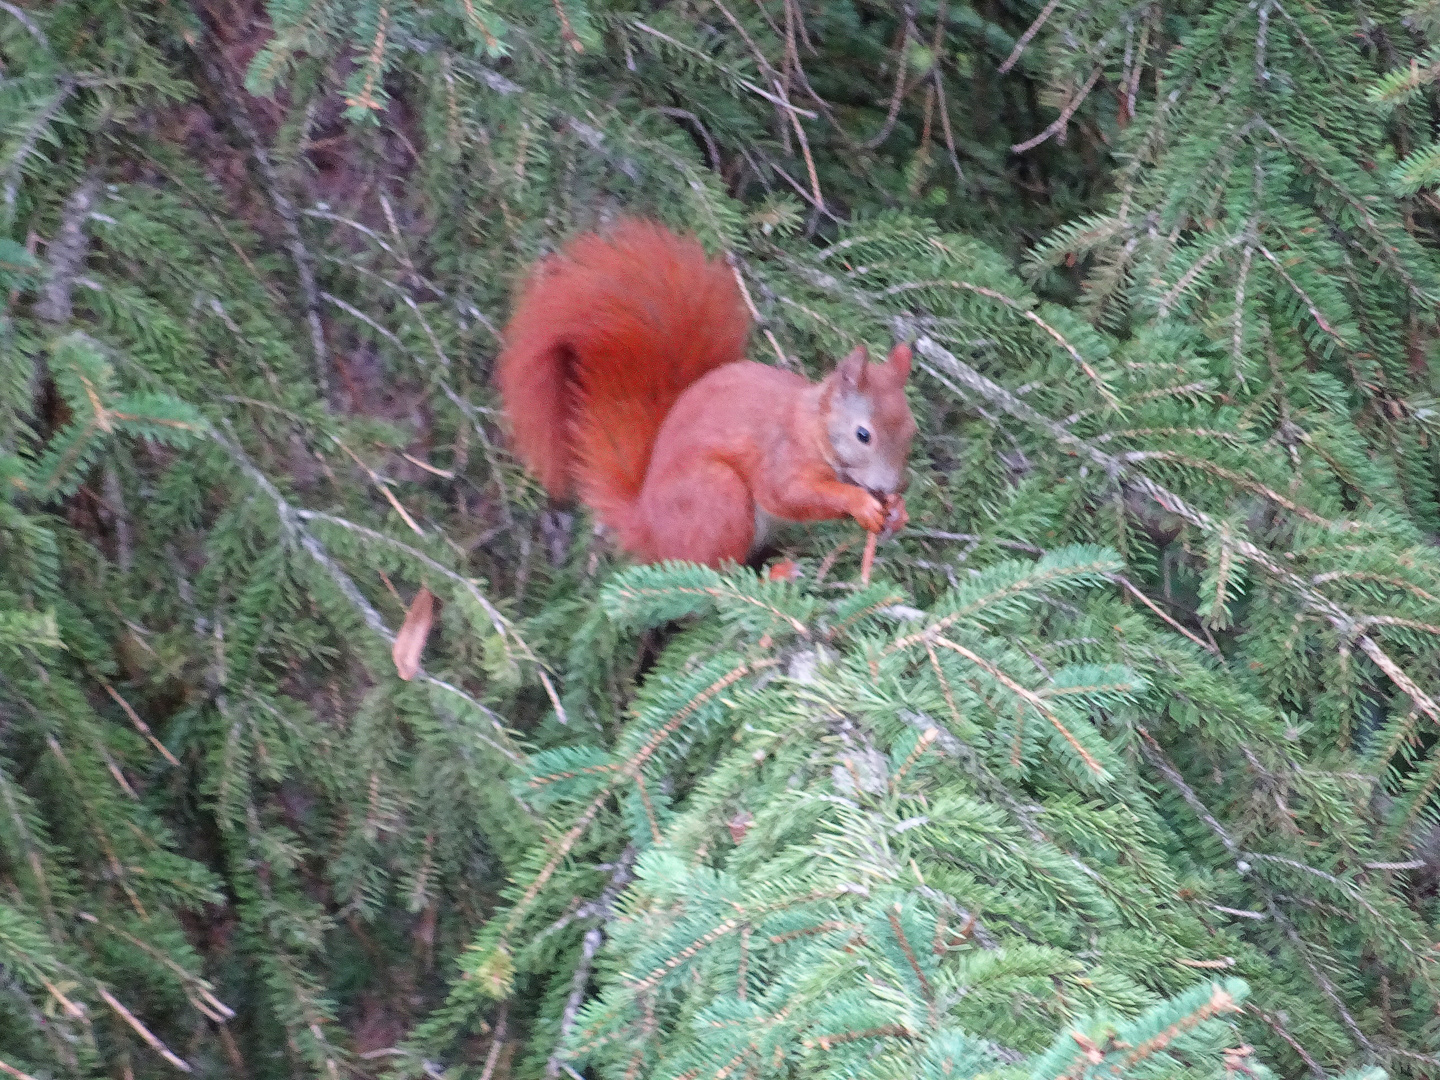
1256 247 1344 343
0 761 59 935
1137 727 1432 1065
897 707 1111 894
1246 1004 1328 1079
317 289 498 427
1110 573 1222 656
1135 727 1240 856
1011 66 1105 153
906 333 1440 721
294 508 555 686
307 209 500 336
1269 903 1378 1058
479 1002 508 1080
2 79 75 226
75 911 234 1023
190 40 332 403
546 845 637 1079
32 726 146 917
208 425 525 764
13 0 1440 1073
629 19 818 119
930 633 1105 775
1116 982 1243 1069
787 254 1122 409
501 656 781 940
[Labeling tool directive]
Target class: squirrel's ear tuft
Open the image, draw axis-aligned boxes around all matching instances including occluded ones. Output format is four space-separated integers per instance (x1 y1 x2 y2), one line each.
835 344 869 392
885 343 912 382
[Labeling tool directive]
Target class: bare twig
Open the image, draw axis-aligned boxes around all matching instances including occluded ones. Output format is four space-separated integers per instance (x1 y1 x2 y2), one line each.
1011 65 1103 153
768 159 841 221
774 79 824 211
100 682 181 766
101 466 133 572
860 530 878 585
1125 13 1150 120
27 174 98 423
1110 574 1221 656
726 253 792 369
1233 242 1255 374
95 984 192 1072
998 0 1065 74
859 17 914 150
931 71 966 185
658 107 721 170
314 287 517 524
630 20 816 118
333 438 425 537
478 1003 508 1080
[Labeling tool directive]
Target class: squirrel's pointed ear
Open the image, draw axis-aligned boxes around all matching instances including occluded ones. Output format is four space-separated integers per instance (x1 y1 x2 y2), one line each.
835 344 869 392
886 343 912 382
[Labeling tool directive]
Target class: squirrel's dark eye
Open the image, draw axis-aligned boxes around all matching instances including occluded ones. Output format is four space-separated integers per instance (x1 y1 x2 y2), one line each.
855 426 871 444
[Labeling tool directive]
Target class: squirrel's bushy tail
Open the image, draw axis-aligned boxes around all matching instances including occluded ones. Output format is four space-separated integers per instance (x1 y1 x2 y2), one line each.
496 219 751 545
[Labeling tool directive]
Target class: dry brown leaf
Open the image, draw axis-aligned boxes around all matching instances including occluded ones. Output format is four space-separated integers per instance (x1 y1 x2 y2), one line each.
393 586 437 681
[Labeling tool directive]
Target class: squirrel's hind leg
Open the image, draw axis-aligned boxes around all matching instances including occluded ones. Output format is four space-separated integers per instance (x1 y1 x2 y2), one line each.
638 461 754 568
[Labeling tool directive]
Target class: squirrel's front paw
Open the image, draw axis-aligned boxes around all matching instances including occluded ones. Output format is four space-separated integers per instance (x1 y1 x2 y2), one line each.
882 494 908 534
852 493 888 533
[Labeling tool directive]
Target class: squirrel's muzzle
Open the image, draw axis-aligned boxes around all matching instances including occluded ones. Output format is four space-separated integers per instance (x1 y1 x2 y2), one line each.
864 468 909 499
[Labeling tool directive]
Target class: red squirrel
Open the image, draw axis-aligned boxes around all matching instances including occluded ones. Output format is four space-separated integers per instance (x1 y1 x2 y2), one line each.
496 218 916 569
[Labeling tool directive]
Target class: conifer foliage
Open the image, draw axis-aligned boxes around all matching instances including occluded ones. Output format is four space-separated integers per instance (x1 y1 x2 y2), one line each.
3 0 1440 1077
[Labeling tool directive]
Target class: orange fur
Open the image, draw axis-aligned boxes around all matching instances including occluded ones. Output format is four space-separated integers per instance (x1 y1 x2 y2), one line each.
497 219 917 568
495 218 750 533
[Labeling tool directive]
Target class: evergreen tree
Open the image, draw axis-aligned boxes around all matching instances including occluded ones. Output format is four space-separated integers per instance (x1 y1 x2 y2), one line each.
2 0 1440 1077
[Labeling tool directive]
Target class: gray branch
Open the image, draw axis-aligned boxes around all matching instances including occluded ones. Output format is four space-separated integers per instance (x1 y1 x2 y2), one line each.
0 1 48 45
209 424 525 765
546 846 638 1079
904 332 1440 721
34 173 98 325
